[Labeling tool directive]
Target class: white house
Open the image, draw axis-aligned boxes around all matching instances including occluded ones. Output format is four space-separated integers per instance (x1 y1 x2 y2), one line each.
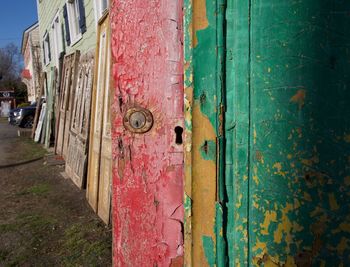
21 22 41 103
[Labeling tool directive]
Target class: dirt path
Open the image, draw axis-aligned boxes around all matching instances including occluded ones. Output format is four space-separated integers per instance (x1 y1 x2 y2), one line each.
0 120 112 266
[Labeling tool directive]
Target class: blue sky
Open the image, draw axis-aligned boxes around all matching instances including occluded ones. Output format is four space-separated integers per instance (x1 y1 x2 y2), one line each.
0 1 38 49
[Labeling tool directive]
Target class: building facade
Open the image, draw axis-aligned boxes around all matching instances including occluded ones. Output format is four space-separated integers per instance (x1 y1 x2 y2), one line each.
36 0 98 73
21 22 41 103
35 0 101 148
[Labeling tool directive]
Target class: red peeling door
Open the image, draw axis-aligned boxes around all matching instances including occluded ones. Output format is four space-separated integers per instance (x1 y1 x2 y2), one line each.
110 1 184 266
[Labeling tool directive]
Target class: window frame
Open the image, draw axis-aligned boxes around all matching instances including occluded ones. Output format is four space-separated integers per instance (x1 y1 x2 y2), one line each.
94 0 109 26
66 0 82 46
51 11 64 66
43 32 51 66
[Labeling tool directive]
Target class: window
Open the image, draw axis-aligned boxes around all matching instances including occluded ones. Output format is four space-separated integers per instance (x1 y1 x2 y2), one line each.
64 0 86 46
43 32 51 65
94 0 109 23
51 12 64 66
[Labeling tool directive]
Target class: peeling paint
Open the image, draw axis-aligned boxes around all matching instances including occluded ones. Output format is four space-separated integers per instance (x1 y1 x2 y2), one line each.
260 211 277 235
192 0 208 47
110 0 184 265
290 89 306 109
202 236 215 267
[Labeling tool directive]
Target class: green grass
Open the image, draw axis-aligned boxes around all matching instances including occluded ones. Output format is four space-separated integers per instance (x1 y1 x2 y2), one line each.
0 249 9 261
60 222 112 266
0 213 58 265
4 137 47 164
17 183 51 196
0 213 57 234
20 138 47 160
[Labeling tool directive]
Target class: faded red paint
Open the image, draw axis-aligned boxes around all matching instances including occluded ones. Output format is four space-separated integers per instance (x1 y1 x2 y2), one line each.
110 1 184 266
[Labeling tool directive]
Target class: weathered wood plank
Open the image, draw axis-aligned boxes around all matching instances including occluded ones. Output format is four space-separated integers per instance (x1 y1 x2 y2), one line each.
34 103 47 143
97 35 112 224
44 68 57 148
55 51 80 157
32 73 46 139
65 51 95 189
86 13 111 222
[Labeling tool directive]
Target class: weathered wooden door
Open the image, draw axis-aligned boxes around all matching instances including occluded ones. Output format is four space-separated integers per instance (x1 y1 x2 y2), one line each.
86 13 112 223
186 0 350 266
55 51 79 157
183 0 226 265
66 51 94 188
228 1 350 265
44 68 57 148
110 1 184 265
97 34 112 224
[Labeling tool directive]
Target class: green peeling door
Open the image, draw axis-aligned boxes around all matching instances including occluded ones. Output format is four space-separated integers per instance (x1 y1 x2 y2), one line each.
225 1 350 266
187 0 350 266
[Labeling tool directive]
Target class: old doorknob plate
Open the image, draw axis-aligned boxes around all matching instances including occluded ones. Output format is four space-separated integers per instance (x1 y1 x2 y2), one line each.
123 107 153 133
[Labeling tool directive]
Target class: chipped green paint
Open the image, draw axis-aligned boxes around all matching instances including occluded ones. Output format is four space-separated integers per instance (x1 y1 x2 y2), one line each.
200 140 216 161
225 0 350 265
187 0 350 265
184 0 227 265
225 0 251 265
202 235 215 267
183 0 193 265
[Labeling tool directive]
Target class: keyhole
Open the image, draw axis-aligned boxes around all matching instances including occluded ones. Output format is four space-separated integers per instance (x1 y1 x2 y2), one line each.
175 126 183 145
129 111 146 129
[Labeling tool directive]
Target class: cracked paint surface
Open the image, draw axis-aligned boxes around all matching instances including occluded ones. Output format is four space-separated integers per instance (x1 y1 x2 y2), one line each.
185 0 350 265
110 1 184 266
184 0 226 265
226 0 350 265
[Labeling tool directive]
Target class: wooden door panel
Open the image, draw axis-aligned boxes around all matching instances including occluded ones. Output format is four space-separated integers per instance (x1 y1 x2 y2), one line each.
65 51 94 188
55 52 80 157
110 2 184 265
87 14 109 214
44 68 57 148
97 145 112 224
56 54 72 155
97 29 112 224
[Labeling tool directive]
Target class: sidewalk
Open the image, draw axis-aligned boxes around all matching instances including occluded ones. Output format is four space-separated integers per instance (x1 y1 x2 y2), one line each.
0 119 112 266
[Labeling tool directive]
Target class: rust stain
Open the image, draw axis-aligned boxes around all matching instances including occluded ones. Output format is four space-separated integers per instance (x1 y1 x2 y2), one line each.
256 150 264 163
290 89 306 109
193 0 209 47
